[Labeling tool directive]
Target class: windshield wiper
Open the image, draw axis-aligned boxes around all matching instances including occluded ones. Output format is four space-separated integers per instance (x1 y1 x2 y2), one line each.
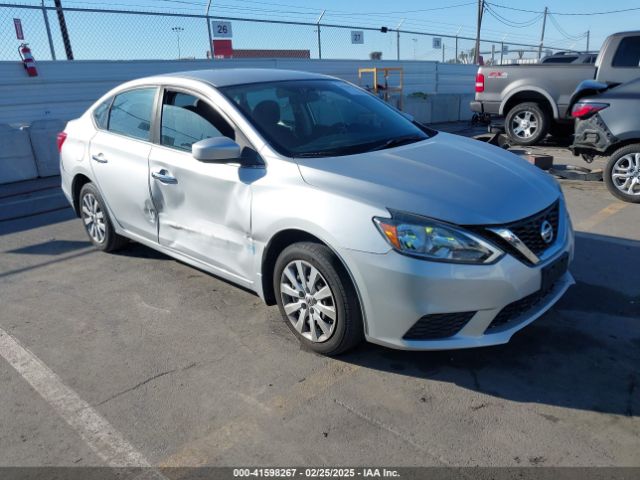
368 135 426 152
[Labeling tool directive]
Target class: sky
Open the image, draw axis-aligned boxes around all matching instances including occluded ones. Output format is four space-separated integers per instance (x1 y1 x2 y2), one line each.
2 0 640 61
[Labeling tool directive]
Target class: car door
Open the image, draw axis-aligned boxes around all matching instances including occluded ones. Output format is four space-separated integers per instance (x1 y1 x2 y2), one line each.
148 88 255 283
89 87 159 241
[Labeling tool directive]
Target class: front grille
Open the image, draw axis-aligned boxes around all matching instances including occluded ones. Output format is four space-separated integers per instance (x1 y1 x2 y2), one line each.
403 311 475 340
477 201 560 264
506 201 559 256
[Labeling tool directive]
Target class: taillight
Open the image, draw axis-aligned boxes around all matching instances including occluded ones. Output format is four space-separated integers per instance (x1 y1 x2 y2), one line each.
57 132 67 152
571 102 609 119
475 73 485 93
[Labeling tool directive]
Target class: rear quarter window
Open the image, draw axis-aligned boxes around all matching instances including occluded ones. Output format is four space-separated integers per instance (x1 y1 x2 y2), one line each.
93 98 111 129
612 36 640 67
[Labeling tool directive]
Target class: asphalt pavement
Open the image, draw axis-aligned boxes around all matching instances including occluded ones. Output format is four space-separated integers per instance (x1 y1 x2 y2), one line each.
0 124 638 469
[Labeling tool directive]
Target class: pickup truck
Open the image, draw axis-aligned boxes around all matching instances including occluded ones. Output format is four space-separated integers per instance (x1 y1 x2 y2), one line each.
471 31 640 145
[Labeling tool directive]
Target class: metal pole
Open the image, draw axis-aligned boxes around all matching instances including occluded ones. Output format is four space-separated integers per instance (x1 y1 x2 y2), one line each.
206 0 213 60
474 0 484 64
442 42 445 63
586 30 590 51
172 27 183 59
41 0 56 60
538 6 548 59
316 10 325 60
396 19 404 61
53 0 73 60
455 36 458 63
491 44 495 64
500 42 504 64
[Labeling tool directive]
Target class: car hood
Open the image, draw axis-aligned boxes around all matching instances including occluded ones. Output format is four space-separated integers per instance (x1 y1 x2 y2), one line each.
296 132 560 225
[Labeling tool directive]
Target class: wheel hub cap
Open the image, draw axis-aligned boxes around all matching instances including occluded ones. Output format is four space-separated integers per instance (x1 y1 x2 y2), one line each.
81 192 106 243
611 152 640 196
280 260 337 343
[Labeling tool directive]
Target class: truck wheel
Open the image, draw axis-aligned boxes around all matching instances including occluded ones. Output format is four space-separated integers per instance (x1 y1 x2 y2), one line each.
604 144 640 204
505 102 549 146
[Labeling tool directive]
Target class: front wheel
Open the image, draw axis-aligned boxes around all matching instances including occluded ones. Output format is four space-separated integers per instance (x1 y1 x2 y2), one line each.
273 242 363 355
604 144 640 203
505 102 549 146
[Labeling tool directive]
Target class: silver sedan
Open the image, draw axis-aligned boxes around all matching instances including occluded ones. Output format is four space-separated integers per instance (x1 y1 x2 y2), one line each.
59 68 574 355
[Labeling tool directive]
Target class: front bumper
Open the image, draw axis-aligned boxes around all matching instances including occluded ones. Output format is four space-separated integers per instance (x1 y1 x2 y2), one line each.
343 212 575 351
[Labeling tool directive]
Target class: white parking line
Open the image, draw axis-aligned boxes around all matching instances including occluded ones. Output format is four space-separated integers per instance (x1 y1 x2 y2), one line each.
0 326 160 470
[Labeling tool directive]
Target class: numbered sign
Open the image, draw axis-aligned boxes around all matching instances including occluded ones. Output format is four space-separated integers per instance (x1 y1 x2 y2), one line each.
502 44 509 54
14 18 24 40
351 31 364 44
212 21 232 38
432 37 442 49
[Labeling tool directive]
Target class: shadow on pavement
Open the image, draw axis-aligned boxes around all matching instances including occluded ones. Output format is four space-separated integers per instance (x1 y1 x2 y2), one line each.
340 231 640 416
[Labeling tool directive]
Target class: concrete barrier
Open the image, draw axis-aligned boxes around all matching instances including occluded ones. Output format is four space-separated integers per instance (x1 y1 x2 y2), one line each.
0 124 38 185
29 119 66 177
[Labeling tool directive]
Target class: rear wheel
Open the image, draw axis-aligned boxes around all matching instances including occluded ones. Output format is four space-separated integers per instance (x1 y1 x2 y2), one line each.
505 102 550 146
604 144 640 203
79 183 128 251
273 242 363 355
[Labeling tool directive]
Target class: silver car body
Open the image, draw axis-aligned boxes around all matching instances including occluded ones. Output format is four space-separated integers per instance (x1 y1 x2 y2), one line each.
60 69 575 350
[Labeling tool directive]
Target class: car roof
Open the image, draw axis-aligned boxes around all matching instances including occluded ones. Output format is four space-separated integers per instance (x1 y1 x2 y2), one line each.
153 68 335 87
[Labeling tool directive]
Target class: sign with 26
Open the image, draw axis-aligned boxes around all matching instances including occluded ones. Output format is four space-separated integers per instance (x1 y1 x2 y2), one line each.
432 37 442 49
351 31 364 44
212 21 232 38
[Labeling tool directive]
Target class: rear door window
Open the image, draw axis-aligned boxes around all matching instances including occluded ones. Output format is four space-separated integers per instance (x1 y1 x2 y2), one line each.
612 36 640 67
107 88 157 141
93 98 112 129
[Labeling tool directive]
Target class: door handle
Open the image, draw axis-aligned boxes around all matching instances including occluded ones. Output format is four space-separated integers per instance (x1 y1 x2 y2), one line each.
91 153 108 163
151 169 178 184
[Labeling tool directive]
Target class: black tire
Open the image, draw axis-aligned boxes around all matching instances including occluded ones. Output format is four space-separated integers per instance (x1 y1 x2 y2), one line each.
604 144 640 204
273 242 363 355
79 183 128 252
505 102 550 146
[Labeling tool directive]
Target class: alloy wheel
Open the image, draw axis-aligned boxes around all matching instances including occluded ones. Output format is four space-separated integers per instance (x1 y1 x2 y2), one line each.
511 111 539 139
81 192 106 243
280 260 337 343
611 152 640 196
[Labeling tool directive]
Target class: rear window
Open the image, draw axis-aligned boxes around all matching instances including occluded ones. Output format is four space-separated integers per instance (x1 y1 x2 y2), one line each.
107 88 157 141
612 36 640 67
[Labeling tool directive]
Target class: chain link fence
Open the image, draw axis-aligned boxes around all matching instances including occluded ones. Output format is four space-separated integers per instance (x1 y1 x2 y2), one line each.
1 2 571 63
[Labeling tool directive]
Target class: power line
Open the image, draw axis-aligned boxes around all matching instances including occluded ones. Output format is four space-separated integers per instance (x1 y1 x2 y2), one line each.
487 2 640 16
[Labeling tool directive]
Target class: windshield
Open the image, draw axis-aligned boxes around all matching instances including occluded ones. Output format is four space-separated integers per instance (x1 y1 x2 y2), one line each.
220 79 433 158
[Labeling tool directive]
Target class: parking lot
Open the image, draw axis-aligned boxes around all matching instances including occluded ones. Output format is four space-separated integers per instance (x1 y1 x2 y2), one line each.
1 127 639 469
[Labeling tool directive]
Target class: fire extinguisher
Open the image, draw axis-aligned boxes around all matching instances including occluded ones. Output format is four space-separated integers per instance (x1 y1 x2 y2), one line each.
19 43 38 77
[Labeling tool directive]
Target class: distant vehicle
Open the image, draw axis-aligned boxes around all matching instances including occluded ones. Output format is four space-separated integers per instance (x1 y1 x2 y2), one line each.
570 77 640 203
58 69 574 355
540 52 597 64
472 31 640 145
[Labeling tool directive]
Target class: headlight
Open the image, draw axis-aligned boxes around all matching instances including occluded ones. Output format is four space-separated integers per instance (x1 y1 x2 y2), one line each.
373 211 503 264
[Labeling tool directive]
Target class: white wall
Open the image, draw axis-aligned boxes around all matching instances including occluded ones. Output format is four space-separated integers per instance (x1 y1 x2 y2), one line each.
0 59 476 125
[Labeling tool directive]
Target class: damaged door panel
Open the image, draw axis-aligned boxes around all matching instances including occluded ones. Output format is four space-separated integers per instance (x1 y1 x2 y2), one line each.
149 150 253 282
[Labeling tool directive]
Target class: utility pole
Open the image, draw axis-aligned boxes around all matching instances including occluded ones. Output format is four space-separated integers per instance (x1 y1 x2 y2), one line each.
316 10 325 60
442 42 445 63
586 30 590 51
538 6 548 59
396 19 404 61
474 0 484 64
53 0 73 60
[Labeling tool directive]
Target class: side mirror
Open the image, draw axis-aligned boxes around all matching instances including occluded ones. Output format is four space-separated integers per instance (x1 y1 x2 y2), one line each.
192 137 241 162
